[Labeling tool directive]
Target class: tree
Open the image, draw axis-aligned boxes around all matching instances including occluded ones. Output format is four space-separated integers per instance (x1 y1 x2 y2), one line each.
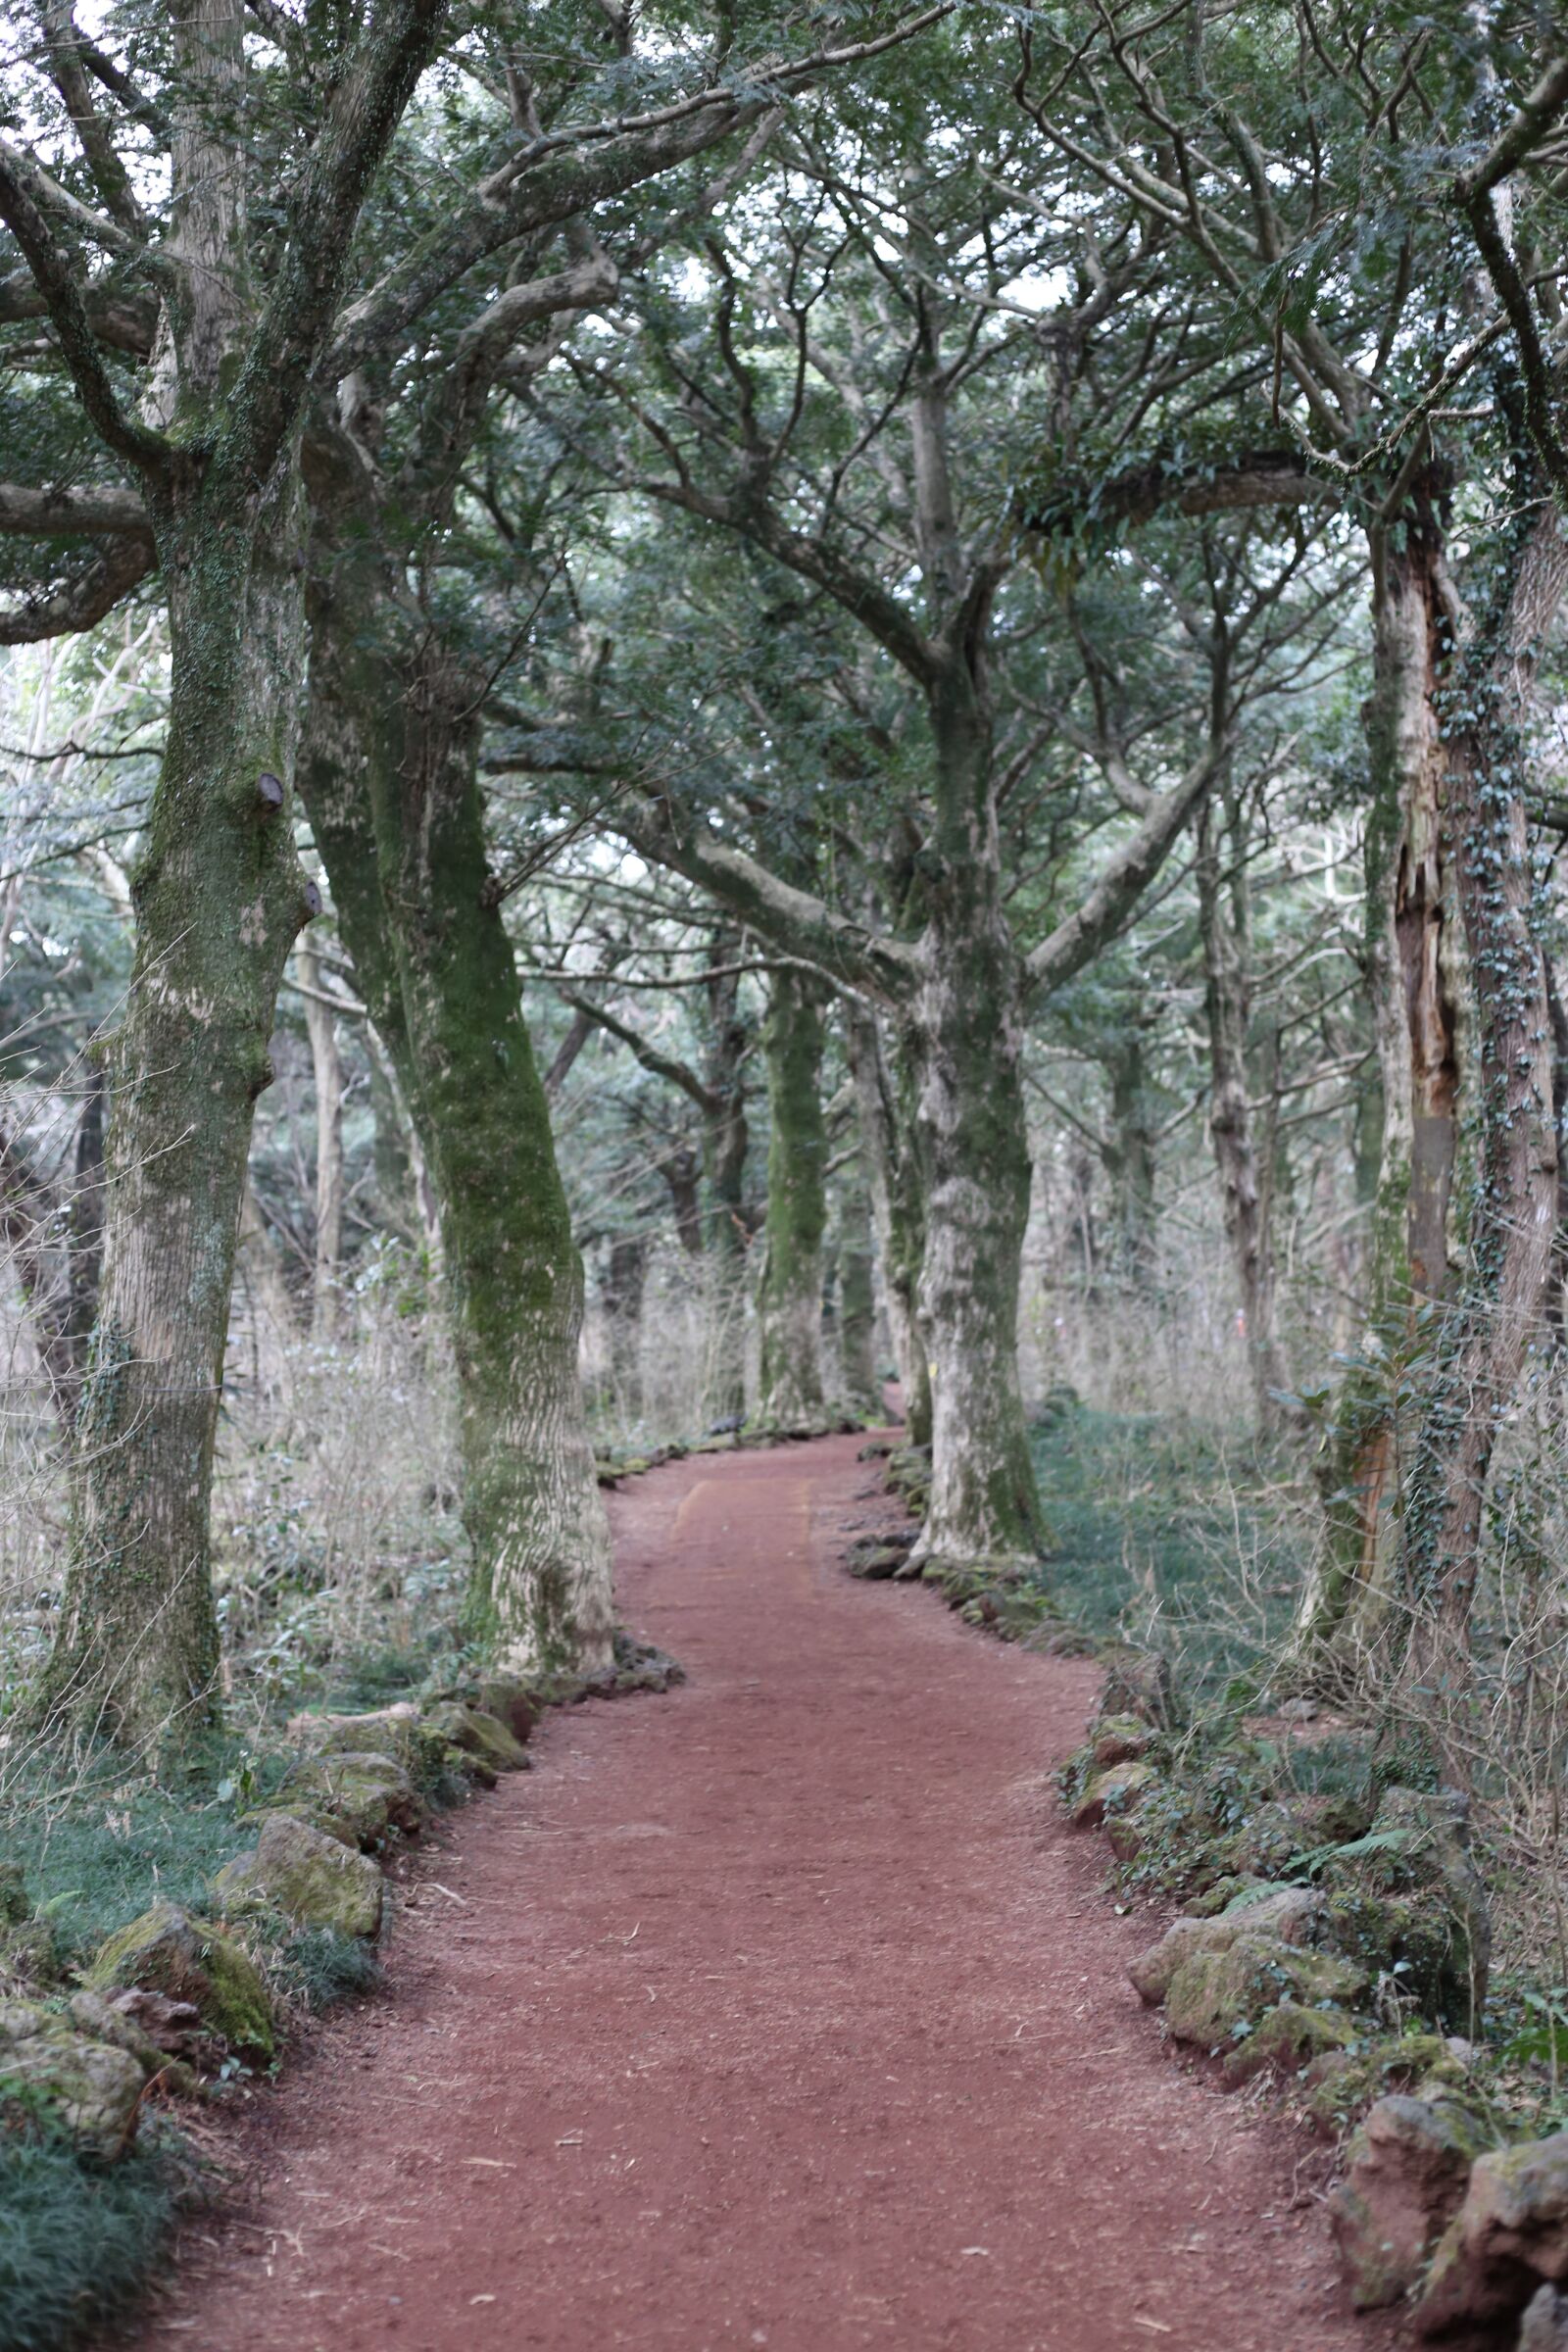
1 0 452 1744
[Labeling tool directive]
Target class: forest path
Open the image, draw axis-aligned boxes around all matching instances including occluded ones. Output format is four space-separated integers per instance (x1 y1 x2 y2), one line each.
140 1433 1383 2352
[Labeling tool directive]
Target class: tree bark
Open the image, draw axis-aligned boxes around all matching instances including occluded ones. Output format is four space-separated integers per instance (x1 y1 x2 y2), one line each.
755 967 828 1426
1399 502 1567 1760
907 662 1048 1572
1296 512 1461 1665
834 1159 881 1418
20 0 449 1747
377 646 612 1673
1196 793 1294 1437
699 939 751 1421
601 1234 648 1421
845 1004 930 1443
298 944 345 1342
298 528 611 1673
1103 1027 1159 1287
42 474 313 1744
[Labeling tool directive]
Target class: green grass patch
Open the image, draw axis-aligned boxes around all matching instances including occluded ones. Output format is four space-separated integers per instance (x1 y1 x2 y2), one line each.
1 1736 291 1972
278 1924 385 2010
1027 1403 1305 1697
0 2131 180 2352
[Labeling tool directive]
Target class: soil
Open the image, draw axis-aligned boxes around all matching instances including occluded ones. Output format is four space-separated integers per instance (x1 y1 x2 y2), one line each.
137 1433 1395 2352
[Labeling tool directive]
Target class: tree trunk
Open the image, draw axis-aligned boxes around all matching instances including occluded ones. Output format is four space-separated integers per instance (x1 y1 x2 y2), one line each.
1296 514 1460 1665
907 664 1048 1572
755 967 828 1426
845 1004 930 1443
700 940 750 1420
834 1160 881 1418
1104 1028 1159 1287
1399 503 1567 1762
658 1144 705 1260
374 648 612 1672
298 547 612 1674
299 944 345 1342
601 1234 648 1421
1196 794 1294 1437
41 477 311 1745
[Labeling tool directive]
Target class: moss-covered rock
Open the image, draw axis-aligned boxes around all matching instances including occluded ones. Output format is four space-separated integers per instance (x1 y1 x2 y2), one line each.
1162 1931 1366 2054
956 1583 1057 1641
65 1991 197 2096
1413 2131 1568 2338
276 1750 424 1847
1330 2091 1492 2311
470 1677 540 1743
84 1904 274 2058
290 1705 451 1790
421 1701 529 1775
1222 1998 1359 2083
1091 1715 1154 1769
1073 1759 1158 1831
1129 1885 1328 2006
213 1814 384 1940
0 1999 145 2159
1304 2031 1472 2134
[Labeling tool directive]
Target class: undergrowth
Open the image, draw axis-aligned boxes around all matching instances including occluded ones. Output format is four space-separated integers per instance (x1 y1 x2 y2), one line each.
1025 1399 1305 1697
0 2131 182 2352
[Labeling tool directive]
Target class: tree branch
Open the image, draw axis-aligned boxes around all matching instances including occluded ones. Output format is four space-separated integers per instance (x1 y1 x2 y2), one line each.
1024 742 1225 999
615 794 916 1000
0 145 172 475
215 0 452 496
0 533 156 643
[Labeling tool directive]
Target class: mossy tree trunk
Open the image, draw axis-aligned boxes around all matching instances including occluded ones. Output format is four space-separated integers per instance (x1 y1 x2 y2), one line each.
755 967 829 1425
1196 788 1294 1439
375 647 612 1673
1103 1025 1159 1288
700 940 751 1420
907 659 1047 1572
1399 500 1566 1761
298 537 611 1674
845 1004 930 1444
834 1160 881 1418
1295 512 1462 1668
45 476 313 1744
299 945 345 1343
9 0 449 1747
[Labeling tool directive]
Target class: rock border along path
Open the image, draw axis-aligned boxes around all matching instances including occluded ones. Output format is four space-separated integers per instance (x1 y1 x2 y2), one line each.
139 1433 1391 2351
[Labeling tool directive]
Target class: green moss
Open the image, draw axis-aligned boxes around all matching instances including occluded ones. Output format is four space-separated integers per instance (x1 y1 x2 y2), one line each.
1223 1998 1360 2082
85 1905 274 2059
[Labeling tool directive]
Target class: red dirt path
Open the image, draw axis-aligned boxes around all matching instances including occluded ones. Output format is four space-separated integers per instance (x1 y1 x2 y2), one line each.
139 1434 1388 2352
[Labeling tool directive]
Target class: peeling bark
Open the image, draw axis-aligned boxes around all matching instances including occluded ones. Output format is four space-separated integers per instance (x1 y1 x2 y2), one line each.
1297 514 1460 1665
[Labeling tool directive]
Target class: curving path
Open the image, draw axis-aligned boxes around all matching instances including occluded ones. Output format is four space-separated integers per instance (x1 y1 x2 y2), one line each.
140 1433 1387 2352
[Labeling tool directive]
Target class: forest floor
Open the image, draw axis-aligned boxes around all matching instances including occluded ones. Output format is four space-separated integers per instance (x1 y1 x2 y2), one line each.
131 1432 1394 2352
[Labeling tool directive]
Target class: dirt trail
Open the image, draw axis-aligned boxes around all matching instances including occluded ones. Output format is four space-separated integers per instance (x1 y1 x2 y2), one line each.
141 1435 1384 2352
